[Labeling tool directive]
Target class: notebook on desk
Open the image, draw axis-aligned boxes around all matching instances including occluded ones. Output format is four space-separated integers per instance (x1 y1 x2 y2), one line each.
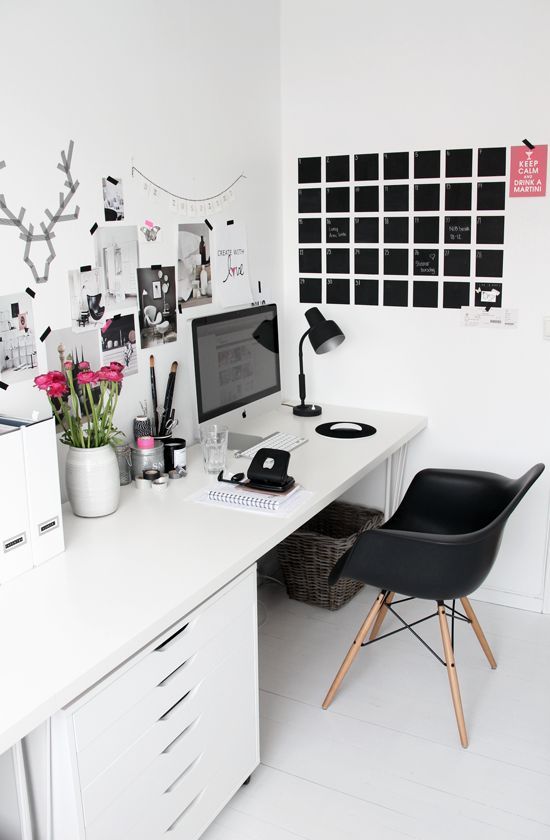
193 483 311 516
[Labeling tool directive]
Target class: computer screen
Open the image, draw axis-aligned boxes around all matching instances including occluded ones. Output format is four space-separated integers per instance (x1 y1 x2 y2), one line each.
192 304 280 424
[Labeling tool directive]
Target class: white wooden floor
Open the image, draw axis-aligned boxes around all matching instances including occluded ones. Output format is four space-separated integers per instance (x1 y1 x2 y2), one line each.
203 582 550 840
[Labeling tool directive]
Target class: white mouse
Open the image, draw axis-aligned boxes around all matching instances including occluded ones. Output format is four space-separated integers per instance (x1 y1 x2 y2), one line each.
330 422 363 431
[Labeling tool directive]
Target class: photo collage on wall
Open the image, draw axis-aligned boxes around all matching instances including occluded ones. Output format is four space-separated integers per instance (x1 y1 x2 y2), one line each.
297 148 506 309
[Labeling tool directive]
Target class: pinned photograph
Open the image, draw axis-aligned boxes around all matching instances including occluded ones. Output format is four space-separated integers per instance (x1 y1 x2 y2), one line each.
137 266 177 348
100 314 138 376
102 176 124 221
0 292 37 384
211 221 252 308
69 267 105 331
45 327 101 373
140 219 161 242
178 222 212 308
93 225 139 310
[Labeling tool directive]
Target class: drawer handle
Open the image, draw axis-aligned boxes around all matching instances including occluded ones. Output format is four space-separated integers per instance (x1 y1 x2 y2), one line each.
163 753 202 794
162 715 201 754
155 622 191 652
166 790 205 833
159 691 191 721
157 653 195 688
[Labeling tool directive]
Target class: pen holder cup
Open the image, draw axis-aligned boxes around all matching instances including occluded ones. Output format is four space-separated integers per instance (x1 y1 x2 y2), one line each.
276 501 383 611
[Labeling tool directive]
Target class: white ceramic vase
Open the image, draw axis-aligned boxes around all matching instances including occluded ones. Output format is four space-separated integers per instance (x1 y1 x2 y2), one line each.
65 444 120 518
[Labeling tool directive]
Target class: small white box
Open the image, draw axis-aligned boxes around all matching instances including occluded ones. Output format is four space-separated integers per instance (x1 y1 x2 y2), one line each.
0 415 64 582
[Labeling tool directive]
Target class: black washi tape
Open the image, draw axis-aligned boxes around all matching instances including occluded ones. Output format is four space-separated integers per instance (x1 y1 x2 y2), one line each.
178 303 182 315
106 176 119 185
522 138 535 150
0 381 8 391
151 264 162 270
25 287 36 299
227 219 234 226
40 326 52 342
258 281 262 293
80 265 92 272
204 218 213 231
90 222 98 235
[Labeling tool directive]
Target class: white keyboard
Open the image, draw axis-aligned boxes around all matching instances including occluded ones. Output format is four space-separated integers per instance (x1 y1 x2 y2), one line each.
235 431 308 459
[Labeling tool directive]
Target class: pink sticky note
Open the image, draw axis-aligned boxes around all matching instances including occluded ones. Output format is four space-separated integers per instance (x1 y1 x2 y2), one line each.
144 219 154 228
510 145 547 197
101 319 112 334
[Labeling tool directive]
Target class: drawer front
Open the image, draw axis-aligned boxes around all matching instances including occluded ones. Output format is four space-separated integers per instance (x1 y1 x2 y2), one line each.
80 609 250 826
84 609 257 840
72 570 253 752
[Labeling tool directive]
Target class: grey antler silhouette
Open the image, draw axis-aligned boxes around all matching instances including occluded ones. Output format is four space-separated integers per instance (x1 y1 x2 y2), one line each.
0 140 80 283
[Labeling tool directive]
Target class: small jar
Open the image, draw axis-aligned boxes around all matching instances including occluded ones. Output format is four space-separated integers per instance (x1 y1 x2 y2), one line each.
113 443 132 486
164 438 186 472
130 441 165 480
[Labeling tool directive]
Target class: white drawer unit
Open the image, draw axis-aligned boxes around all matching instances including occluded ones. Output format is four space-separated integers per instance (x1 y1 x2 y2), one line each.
50 567 259 840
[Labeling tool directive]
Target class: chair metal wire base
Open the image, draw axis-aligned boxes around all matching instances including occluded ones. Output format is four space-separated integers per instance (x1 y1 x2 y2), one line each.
361 595 471 667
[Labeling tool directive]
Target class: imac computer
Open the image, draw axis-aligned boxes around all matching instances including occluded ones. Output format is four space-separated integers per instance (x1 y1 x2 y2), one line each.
191 303 281 450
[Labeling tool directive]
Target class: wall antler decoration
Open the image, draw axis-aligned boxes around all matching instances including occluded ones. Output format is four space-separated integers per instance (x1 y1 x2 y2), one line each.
0 140 80 284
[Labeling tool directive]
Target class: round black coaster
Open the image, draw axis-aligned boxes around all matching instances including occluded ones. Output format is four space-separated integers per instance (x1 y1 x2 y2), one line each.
315 421 377 439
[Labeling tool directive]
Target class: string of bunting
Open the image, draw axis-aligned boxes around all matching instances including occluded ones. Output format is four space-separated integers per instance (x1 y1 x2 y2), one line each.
131 165 246 216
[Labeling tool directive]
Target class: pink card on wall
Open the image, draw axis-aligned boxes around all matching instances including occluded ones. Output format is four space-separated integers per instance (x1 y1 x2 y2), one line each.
509 145 547 196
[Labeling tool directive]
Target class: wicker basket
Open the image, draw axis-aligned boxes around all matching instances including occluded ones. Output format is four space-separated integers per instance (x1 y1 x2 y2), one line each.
277 501 384 611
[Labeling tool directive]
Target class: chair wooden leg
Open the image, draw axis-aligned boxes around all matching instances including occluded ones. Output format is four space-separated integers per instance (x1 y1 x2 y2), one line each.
369 591 395 640
460 597 497 669
322 590 386 710
438 603 468 748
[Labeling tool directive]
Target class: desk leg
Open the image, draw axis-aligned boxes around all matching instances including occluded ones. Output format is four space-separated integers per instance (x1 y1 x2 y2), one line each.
385 442 409 520
12 742 33 840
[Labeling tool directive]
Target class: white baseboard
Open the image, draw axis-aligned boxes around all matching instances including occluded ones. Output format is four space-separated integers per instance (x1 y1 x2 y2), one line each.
471 585 543 613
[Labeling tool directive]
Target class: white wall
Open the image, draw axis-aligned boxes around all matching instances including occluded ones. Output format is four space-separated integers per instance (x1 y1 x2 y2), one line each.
0 3 281 835
0 0 282 453
280 0 550 611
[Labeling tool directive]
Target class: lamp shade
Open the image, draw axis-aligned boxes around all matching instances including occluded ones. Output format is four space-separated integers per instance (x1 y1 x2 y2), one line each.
305 307 345 355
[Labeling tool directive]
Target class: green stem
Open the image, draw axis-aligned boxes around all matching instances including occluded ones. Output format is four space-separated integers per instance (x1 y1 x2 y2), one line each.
80 386 93 447
86 384 99 447
50 400 69 436
105 383 119 441
67 369 85 448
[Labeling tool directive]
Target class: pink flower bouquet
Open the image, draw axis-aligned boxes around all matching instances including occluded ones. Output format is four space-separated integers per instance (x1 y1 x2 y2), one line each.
34 361 124 448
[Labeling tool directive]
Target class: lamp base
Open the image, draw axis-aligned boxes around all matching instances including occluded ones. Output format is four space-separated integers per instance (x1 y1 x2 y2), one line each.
293 403 322 417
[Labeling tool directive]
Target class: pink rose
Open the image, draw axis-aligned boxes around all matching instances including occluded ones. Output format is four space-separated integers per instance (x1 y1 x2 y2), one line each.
78 361 91 370
76 370 99 385
98 367 123 382
64 361 73 370
47 381 68 398
109 361 124 372
50 370 65 381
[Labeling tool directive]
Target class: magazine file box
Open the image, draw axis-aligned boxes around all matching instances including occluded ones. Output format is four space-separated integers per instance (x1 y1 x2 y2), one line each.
0 422 34 583
0 415 64 577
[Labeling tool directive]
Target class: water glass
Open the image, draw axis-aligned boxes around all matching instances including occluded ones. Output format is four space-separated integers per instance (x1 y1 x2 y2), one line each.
200 424 228 474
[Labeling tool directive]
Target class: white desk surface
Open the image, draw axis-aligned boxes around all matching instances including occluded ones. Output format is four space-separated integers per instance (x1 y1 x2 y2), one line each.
0 404 426 755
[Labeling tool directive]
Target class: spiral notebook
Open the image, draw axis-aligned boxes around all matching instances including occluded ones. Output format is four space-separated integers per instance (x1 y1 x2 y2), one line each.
193 483 310 516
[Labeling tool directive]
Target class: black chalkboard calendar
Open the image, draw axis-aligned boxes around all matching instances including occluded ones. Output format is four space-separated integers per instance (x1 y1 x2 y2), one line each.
297 146 506 309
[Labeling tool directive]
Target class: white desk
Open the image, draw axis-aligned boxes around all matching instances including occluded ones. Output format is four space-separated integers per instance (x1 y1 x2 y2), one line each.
0 404 426 838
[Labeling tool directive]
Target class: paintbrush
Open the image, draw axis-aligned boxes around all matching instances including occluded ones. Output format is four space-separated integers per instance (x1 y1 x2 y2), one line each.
149 355 159 436
159 361 178 437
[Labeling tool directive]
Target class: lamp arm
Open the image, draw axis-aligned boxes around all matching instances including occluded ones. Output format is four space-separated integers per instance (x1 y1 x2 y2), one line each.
298 329 310 406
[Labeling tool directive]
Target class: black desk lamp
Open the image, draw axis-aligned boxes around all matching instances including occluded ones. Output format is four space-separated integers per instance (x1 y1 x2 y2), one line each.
293 307 345 417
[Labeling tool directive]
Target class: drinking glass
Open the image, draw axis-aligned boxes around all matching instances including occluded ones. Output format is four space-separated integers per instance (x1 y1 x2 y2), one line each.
200 424 228 474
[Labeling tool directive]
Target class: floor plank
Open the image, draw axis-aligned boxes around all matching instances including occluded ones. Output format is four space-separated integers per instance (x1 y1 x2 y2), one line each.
204 583 550 839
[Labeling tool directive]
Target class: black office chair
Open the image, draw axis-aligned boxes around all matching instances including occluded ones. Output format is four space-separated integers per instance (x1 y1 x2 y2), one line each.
322 464 544 747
